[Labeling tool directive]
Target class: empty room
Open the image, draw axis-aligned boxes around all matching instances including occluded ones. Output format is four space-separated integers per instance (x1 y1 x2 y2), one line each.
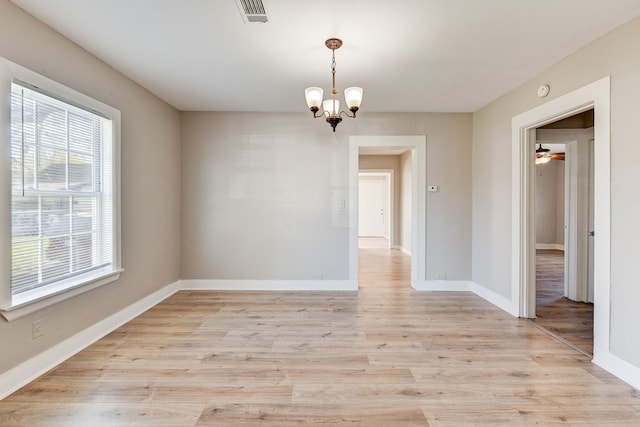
1 0 640 425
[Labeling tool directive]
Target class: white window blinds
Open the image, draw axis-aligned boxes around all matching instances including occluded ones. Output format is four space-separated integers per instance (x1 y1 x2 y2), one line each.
10 82 114 298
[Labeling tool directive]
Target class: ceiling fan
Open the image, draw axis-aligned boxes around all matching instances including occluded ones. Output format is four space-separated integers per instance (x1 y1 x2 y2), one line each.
535 143 565 164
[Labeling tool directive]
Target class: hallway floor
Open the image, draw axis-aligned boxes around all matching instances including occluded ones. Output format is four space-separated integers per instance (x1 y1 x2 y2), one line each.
531 249 594 356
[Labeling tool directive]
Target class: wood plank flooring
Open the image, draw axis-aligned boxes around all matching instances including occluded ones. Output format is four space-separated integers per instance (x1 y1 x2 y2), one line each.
532 249 594 356
1 248 638 425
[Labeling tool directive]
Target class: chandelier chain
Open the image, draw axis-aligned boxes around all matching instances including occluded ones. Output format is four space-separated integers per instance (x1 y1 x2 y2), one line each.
331 49 337 96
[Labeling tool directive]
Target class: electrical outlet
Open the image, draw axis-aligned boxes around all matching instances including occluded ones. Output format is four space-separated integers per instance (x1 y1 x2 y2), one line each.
32 318 43 339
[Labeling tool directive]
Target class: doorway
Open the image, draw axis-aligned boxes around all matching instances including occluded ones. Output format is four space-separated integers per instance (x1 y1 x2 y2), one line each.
357 165 402 288
531 111 595 356
511 77 610 364
358 171 393 249
349 136 426 289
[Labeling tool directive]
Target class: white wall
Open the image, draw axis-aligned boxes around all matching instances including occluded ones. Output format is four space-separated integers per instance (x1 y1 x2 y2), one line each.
181 112 473 282
0 1 181 376
473 15 640 367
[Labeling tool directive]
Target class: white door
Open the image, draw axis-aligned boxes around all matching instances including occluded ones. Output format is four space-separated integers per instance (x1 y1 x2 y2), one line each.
564 137 591 302
359 179 385 236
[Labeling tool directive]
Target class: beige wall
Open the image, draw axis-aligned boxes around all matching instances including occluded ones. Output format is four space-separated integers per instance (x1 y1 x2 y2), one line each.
181 112 473 281
535 160 564 246
400 151 413 255
0 1 181 375
472 16 640 367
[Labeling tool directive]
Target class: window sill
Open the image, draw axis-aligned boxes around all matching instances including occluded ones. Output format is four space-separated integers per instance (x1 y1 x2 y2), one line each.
1 268 124 321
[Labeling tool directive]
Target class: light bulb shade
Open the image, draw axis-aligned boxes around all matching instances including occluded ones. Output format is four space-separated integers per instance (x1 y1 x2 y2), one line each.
323 99 340 116
344 87 363 109
536 154 551 165
305 87 324 109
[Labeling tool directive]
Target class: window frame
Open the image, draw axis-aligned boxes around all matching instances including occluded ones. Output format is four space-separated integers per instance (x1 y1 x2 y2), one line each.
0 57 122 321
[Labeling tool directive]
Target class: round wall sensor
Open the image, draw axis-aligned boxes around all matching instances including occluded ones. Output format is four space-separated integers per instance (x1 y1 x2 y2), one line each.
537 84 550 98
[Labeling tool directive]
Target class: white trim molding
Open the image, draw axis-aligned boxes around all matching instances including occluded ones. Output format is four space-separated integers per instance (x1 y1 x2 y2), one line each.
413 280 472 292
1 269 123 321
0 281 180 400
471 282 520 317
593 351 640 392
349 136 426 288
180 280 357 292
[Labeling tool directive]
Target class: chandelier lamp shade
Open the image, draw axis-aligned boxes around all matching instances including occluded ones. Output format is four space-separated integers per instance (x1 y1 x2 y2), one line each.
305 38 363 132
535 143 551 165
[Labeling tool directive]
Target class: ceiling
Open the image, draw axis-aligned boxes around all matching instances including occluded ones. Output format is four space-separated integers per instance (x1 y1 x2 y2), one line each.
9 0 640 113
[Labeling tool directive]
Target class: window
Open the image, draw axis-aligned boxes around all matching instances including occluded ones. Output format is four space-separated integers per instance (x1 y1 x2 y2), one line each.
1 58 121 319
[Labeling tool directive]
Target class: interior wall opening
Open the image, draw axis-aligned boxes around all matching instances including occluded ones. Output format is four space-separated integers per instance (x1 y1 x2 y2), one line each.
358 151 411 289
349 136 426 291
531 109 594 356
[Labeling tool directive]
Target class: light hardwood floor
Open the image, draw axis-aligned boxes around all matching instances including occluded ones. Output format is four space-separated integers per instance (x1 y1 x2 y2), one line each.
531 249 594 356
1 248 639 425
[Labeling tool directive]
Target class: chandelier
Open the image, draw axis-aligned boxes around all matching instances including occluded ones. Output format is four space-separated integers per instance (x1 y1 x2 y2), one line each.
304 38 363 132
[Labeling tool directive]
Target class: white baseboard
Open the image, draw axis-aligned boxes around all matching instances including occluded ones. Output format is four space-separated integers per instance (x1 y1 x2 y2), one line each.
400 247 411 256
471 282 519 317
181 279 358 292
535 243 564 250
412 280 472 291
593 349 640 391
411 280 518 317
0 281 180 400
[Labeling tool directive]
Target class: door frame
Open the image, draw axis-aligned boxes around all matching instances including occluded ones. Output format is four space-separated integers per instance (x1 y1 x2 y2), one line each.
349 136 426 288
359 170 394 246
511 76 610 361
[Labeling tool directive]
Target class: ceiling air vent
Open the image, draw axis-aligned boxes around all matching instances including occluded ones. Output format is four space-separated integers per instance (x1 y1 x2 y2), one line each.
235 0 269 23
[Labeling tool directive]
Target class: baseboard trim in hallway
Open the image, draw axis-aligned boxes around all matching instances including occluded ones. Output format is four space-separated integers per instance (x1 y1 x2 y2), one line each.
412 280 472 292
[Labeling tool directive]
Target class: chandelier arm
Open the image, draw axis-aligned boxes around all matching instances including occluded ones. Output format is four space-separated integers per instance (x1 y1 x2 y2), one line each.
310 107 322 118
339 108 359 119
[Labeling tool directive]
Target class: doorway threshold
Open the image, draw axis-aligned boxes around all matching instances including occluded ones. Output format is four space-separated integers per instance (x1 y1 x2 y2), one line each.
525 318 593 359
